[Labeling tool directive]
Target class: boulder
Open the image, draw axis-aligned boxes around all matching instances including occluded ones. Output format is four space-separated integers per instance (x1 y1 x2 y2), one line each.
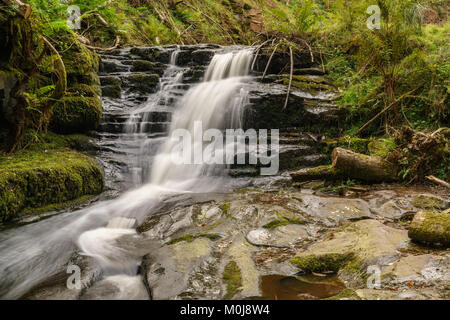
408 211 450 247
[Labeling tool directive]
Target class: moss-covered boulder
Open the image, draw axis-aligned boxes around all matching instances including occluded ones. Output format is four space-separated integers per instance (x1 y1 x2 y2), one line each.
50 40 102 134
125 73 159 94
101 85 121 99
0 150 104 221
408 211 450 247
50 96 102 133
290 220 408 282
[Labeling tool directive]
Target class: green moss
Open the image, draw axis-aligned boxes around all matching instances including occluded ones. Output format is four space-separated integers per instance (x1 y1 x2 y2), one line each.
411 195 445 211
263 220 291 229
0 150 104 222
324 288 361 300
50 96 102 133
290 253 355 273
166 233 221 245
323 137 372 156
67 84 101 98
101 85 122 99
222 260 242 300
62 41 99 80
127 73 159 94
219 202 231 216
263 210 305 229
408 211 450 246
368 138 396 157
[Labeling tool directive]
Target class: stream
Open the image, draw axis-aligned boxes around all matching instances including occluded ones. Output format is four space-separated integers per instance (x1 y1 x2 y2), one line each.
0 46 259 299
1 45 448 301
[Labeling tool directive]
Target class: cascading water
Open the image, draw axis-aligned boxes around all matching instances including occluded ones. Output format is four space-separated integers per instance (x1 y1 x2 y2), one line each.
0 47 254 299
150 49 253 185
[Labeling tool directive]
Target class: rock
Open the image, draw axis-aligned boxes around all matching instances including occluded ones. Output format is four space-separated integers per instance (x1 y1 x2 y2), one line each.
227 238 260 298
381 254 449 289
24 254 102 300
0 151 104 221
124 73 159 94
142 238 214 299
191 49 215 65
290 220 409 278
101 84 121 98
411 194 448 211
408 211 450 247
80 275 149 300
100 76 122 87
298 195 375 226
51 96 103 133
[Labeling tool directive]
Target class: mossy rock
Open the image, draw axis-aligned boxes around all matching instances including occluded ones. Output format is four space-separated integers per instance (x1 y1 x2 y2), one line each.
126 73 159 94
131 60 164 75
67 84 101 98
0 151 104 222
408 211 450 247
411 195 446 211
100 76 122 87
101 85 122 99
50 96 102 133
61 41 99 79
290 253 355 273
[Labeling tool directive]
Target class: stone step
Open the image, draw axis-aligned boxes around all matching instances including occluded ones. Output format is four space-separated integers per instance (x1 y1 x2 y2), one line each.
99 121 170 134
103 111 172 123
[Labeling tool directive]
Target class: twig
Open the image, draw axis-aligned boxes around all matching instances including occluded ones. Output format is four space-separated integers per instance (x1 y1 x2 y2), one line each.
251 38 273 71
426 175 450 189
283 44 294 110
84 35 120 51
262 42 280 80
355 86 421 135
299 39 314 63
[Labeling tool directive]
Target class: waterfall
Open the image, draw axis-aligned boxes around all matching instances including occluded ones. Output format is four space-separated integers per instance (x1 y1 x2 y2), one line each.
0 47 254 299
150 49 253 185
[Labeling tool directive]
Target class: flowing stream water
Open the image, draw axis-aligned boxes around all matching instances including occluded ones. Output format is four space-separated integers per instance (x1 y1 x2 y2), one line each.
0 47 255 299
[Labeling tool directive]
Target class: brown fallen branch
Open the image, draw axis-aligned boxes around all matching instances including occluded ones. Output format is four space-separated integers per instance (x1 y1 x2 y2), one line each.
283 44 294 110
84 35 120 51
2 0 31 19
251 38 273 71
261 42 280 80
426 175 450 189
355 86 421 135
299 39 314 63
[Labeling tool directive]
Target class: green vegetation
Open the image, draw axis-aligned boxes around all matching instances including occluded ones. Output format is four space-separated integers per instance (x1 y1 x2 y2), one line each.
290 252 356 273
0 132 104 221
263 209 305 229
408 211 450 246
222 260 243 300
166 233 222 245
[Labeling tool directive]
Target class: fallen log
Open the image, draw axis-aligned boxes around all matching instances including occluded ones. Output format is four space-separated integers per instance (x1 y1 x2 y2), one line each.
2 0 31 19
426 175 450 189
332 147 396 182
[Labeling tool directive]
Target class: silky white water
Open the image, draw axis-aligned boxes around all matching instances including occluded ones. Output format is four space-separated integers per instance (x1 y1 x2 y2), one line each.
0 48 253 299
